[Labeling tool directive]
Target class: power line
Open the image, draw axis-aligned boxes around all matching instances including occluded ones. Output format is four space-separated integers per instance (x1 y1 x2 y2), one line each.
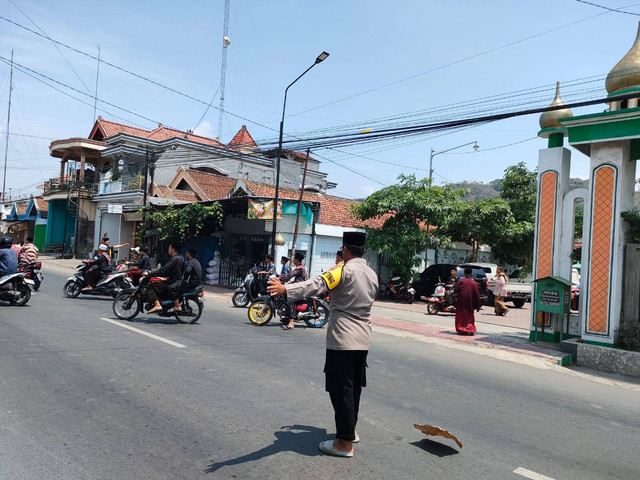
576 0 640 16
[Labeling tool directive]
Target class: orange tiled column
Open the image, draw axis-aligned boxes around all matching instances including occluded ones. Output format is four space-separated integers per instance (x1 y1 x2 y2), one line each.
532 147 571 335
581 142 636 344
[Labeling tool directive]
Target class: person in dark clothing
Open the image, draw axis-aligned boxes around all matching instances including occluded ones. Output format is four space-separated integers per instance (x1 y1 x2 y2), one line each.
127 246 151 271
0 236 18 277
144 242 184 313
125 246 151 286
171 247 203 311
454 266 481 335
82 244 112 290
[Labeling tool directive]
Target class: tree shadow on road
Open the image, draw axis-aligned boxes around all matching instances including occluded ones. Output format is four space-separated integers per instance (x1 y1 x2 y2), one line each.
410 438 460 457
204 424 328 474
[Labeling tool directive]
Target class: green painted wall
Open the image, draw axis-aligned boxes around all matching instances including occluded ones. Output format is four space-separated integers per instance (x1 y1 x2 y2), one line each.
33 224 46 251
46 199 76 248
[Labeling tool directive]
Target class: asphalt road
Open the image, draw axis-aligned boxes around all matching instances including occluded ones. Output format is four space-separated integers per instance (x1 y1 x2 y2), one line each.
1 269 639 479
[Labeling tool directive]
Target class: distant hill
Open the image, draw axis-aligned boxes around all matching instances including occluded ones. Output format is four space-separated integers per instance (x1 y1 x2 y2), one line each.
448 180 501 201
449 177 589 201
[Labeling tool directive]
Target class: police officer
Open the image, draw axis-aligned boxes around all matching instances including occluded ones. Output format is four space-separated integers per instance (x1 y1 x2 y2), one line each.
267 231 378 458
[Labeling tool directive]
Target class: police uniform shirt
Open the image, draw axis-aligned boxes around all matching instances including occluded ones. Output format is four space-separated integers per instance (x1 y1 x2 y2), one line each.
284 257 379 350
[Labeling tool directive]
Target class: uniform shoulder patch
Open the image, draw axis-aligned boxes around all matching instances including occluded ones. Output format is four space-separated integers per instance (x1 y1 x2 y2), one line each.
320 264 344 291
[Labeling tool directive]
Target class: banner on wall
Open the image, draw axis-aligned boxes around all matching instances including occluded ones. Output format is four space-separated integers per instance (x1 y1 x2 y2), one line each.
247 199 282 220
247 200 313 225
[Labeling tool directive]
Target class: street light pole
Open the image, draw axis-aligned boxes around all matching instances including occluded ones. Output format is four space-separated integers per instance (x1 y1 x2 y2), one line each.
271 51 329 257
428 140 479 184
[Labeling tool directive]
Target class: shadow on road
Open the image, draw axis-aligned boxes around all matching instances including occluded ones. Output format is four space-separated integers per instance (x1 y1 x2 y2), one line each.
410 439 460 457
204 424 328 474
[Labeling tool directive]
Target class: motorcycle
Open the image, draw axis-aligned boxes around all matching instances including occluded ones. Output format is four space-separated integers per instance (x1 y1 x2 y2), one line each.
0 272 35 306
426 281 456 315
377 276 415 304
63 262 132 299
247 294 329 328
571 285 580 311
17 261 43 291
112 275 204 324
232 266 269 308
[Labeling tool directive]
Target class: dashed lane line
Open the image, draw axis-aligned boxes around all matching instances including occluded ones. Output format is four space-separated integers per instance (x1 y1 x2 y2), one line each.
514 467 556 480
99 317 186 348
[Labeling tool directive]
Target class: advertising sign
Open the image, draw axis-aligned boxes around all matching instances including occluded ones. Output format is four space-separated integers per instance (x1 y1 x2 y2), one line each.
247 199 282 220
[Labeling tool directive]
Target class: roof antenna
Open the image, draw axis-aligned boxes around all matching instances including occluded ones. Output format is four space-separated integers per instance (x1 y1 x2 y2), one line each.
93 45 101 123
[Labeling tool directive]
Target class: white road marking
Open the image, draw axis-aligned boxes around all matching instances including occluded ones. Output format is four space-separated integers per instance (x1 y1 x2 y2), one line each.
99 317 186 348
514 467 556 480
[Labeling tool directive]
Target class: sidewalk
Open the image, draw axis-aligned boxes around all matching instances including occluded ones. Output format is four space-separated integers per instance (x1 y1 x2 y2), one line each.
41 256 568 368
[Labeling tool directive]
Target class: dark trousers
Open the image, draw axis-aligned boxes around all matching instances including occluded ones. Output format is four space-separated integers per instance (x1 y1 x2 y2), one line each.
325 349 368 441
147 281 169 304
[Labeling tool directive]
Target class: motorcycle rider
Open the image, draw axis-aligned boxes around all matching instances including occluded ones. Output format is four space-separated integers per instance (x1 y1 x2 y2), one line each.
444 268 458 306
18 236 39 266
81 244 112 290
125 246 151 285
258 254 277 276
143 242 184 314
280 256 291 276
171 247 202 311
0 236 18 278
279 251 309 330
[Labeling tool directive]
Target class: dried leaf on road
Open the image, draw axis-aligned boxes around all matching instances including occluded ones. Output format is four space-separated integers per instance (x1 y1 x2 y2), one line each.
414 423 463 448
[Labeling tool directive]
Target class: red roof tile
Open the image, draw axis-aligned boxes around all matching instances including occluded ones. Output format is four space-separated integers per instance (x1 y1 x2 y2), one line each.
90 117 225 148
228 125 257 147
34 197 48 213
182 169 238 201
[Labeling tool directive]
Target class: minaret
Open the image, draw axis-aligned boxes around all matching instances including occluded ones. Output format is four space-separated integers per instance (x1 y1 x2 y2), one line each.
531 82 574 342
605 22 640 110
538 81 573 148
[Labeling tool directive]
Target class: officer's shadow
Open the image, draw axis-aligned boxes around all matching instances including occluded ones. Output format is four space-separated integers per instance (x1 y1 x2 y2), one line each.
205 424 327 474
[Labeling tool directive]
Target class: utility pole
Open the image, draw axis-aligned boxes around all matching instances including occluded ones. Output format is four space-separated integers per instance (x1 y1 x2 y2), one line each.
2 50 14 203
217 0 231 140
290 149 310 264
142 145 150 224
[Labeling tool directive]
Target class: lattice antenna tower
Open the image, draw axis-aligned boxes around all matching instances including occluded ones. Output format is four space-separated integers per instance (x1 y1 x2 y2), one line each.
217 0 231 140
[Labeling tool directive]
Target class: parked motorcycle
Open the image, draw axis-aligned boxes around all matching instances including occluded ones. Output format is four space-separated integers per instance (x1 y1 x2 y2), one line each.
232 266 269 308
377 276 416 304
0 272 35 306
112 275 204 324
247 294 329 328
426 281 456 315
63 262 132 299
571 285 580 311
17 261 43 291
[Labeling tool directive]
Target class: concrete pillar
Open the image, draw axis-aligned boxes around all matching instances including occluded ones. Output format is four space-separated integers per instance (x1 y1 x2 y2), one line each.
79 153 86 183
581 141 636 344
59 157 67 184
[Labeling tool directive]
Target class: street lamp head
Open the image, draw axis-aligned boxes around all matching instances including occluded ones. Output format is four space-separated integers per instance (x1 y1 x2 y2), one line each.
315 51 330 63
473 143 480 152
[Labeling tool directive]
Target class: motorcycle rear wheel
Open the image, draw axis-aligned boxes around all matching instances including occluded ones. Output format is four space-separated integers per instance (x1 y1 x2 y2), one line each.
247 299 273 325
426 303 439 315
232 291 249 308
403 291 415 304
113 292 141 321
63 280 81 298
304 300 330 328
9 283 31 306
175 298 203 324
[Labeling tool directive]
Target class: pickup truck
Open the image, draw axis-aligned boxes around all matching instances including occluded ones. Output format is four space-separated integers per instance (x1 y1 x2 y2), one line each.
487 269 531 308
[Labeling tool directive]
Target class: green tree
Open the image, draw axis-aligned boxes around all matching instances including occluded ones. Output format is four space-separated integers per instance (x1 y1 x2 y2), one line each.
137 202 224 244
441 198 515 262
351 174 463 280
490 162 537 267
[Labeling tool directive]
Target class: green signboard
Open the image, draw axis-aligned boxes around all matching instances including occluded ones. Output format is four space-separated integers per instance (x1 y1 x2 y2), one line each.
533 276 571 315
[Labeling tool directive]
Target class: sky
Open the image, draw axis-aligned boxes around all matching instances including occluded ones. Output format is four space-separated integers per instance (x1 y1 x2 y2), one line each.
1 0 640 201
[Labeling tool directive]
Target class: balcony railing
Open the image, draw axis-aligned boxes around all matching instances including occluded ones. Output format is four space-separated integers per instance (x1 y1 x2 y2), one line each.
43 178 99 195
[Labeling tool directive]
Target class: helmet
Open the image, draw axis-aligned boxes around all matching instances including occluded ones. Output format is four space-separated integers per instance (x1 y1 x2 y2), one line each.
0 236 13 249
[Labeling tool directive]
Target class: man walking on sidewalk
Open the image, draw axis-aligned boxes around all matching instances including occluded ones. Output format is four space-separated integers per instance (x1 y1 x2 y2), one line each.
267 231 378 458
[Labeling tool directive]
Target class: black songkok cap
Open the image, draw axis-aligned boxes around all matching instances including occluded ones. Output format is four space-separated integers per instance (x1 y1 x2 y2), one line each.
343 231 366 248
